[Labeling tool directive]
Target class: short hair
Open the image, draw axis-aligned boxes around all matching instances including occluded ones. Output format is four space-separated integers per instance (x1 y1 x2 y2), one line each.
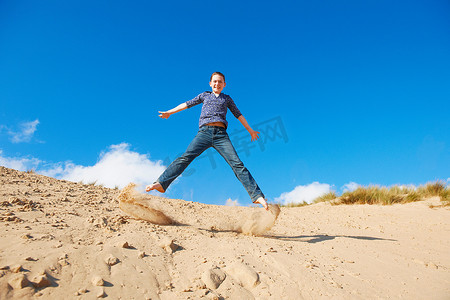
210 71 225 82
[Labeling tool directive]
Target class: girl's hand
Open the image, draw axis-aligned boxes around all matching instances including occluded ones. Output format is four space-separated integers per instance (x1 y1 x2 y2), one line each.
250 130 260 141
158 111 171 119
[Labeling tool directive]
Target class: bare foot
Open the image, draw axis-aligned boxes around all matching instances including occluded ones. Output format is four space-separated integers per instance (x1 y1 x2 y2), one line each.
254 197 269 211
145 182 165 193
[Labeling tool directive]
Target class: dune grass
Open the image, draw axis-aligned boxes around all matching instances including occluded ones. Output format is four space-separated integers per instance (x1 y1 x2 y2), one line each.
313 191 338 204
334 181 449 206
281 180 449 207
282 201 309 207
442 190 450 206
338 186 414 205
417 181 447 198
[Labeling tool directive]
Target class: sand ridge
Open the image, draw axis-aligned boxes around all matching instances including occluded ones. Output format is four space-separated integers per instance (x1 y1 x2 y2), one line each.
0 166 449 299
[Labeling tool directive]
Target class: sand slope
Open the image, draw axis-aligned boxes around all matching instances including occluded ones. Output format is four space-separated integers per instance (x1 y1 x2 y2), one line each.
0 166 449 299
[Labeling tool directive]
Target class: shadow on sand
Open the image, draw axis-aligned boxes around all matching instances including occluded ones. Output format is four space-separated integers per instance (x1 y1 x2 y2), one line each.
267 234 397 243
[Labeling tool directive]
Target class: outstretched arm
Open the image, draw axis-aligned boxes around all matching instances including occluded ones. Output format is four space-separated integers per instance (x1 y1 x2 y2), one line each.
238 115 260 141
159 103 187 119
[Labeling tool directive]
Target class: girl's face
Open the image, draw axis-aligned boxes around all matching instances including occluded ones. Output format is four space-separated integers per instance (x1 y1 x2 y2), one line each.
209 75 226 94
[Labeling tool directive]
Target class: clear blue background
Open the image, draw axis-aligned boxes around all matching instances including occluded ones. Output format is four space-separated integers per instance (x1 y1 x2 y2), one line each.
1 0 449 205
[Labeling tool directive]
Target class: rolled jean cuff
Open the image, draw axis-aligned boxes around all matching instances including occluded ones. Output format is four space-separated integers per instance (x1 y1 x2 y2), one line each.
251 193 265 203
155 180 170 192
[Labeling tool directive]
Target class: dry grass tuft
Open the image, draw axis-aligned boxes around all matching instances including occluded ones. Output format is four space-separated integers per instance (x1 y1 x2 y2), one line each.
405 191 421 203
417 181 450 207
281 201 309 207
313 191 338 203
335 181 449 206
338 186 405 205
417 181 446 197
440 190 450 206
279 180 449 207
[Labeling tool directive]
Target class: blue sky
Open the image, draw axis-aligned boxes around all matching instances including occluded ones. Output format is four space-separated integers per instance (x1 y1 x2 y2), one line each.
1 0 449 206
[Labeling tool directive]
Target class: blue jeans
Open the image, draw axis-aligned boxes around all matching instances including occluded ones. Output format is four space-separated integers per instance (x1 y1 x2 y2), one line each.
156 126 264 202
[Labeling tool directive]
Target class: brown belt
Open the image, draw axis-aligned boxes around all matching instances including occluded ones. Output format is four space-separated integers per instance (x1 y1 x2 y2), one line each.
205 122 226 128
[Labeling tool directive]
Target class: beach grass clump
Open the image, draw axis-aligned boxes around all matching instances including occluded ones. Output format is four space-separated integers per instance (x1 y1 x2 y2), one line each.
339 186 395 205
281 191 338 207
441 187 450 200
440 190 450 206
282 201 309 207
417 181 446 197
388 185 414 196
405 191 421 203
335 181 450 206
313 191 337 203
338 185 418 205
417 181 450 206
280 180 450 207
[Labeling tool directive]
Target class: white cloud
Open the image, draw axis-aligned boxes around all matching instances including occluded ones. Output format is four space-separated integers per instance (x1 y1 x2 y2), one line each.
41 143 166 189
9 119 40 143
0 150 41 171
275 182 332 205
397 184 417 190
225 198 240 206
1 143 166 190
342 181 360 193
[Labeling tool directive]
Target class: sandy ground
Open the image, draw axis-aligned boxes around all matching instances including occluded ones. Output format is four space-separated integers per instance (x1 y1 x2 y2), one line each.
0 166 449 299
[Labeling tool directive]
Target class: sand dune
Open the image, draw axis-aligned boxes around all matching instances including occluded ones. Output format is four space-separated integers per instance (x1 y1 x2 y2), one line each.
0 166 449 299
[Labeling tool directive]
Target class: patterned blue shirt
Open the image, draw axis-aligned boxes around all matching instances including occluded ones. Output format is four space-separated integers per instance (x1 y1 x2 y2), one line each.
185 91 242 129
